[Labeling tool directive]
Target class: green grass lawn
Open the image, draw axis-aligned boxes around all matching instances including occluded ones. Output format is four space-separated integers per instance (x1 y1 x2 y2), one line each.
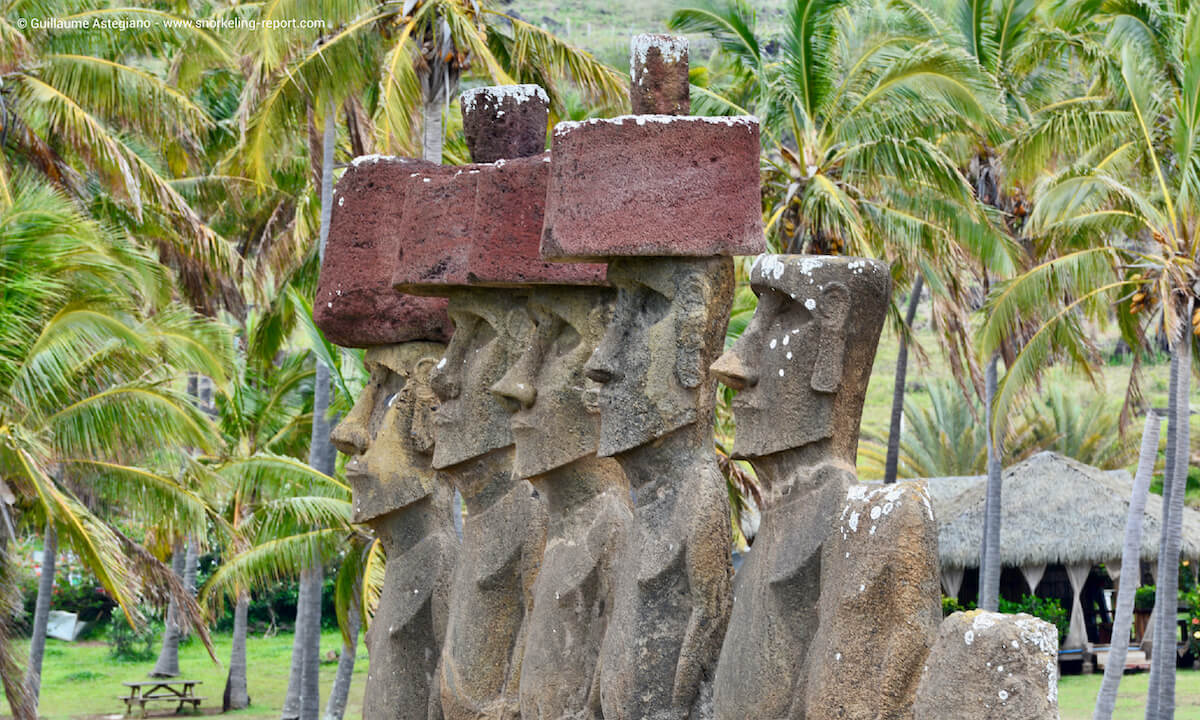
1059 669 1200 719
2 630 365 719
4 628 1199 718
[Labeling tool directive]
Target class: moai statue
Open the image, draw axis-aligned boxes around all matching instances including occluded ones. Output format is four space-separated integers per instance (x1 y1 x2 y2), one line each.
315 154 457 720
394 84 607 720
331 344 457 720
541 35 764 720
491 286 634 720
709 255 941 719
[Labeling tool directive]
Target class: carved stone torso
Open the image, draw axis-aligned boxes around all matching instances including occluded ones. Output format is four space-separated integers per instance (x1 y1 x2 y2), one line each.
520 486 632 720
364 505 457 720
712 460 851 720
599 444 732 720
441 461 547 720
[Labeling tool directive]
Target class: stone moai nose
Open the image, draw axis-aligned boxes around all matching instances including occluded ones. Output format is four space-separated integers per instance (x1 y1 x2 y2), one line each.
630 34 690 116
461 84 550 163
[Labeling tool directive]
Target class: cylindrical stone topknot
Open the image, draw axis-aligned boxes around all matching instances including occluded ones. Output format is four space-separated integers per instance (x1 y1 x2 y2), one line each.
630 34 690 115
461 84 550 163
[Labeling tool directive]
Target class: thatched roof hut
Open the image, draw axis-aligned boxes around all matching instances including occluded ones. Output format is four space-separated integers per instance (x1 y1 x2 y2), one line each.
924 451 1200 570
918 451 1200 651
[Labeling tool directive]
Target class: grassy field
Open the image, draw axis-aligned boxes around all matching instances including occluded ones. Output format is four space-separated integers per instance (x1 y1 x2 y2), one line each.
1059 669 1200 719
2 631 365 719
4 628 1199 719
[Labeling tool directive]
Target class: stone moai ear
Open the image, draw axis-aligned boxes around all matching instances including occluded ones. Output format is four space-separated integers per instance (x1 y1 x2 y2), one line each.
675 273 709 389
410 357 440 454
811 282 850 394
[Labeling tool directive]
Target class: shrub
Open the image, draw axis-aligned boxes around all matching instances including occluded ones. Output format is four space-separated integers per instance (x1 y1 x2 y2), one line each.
107 619 159 662
1134 585 1156 612
942 596 975 616
998 594 1069 644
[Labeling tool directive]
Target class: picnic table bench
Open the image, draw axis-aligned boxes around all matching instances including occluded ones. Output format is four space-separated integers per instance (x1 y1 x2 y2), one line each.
119 679 205 717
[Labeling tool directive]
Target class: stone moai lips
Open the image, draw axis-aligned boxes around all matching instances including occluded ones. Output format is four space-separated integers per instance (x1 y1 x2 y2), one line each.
491 286 614 479
330 343 445 523
314 155 451 346
711 254 891 462
461 84 549 163
540 115 765 261
630 33 690 115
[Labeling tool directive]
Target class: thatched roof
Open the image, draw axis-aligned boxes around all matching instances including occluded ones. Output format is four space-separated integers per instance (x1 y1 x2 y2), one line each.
916 452 1200 569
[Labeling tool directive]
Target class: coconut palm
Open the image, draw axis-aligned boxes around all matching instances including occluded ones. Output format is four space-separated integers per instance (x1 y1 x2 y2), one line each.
980 2 1200 713
671 0 1016 495
0 173 232 714
0 0 243 313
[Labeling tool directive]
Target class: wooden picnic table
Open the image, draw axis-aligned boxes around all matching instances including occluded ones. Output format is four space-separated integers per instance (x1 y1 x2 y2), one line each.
118 679 205 717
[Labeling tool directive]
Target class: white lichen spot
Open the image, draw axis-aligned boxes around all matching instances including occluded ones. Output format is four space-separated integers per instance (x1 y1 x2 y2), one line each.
786 351 793 360
436 358 447 370
964 630 974 645
752 253 787 282
848 511 859 532
782 335 789 346
423 177 431 183
972 613 998 633
326 302 332 308
859 584 865 593
778 368 785 377
798 256 825 276
769 338 777 349
870 506 882 521
804 298 817 311
338 196 345 206
869 525 876 535
847 486 869 501
998 690 1009 701
835 652 842 661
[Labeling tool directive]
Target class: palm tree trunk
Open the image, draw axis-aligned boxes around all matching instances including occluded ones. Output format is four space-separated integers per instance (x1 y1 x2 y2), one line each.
1094 410 1162 720
280 583 308 720
1 522 36 720
884 274 924 484
422 99 443 164
1153 316 1191 720
1146 342 1182 720
298 562 324 720
322 595 360 720
290 101 338 720
224 590 251 711
151 538 187 677
27 522 57 707
978 355 1003 611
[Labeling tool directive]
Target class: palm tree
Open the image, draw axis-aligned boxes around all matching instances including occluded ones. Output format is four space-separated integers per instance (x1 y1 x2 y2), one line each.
980 2 1200 712
0 172 231 713
1095 410 1162 720
671 0 1016 495
1 0 242 313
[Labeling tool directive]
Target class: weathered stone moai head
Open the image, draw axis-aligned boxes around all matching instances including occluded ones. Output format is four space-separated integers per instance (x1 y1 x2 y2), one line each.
585 257 734 456
428 288 531 471
712 255 891 464
491 287 614 478
331 343 446 522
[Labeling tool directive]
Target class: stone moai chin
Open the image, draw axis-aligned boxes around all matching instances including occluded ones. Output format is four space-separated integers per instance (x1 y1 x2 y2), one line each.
330 344 456 720
540 34 765 720
490 286 635 720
